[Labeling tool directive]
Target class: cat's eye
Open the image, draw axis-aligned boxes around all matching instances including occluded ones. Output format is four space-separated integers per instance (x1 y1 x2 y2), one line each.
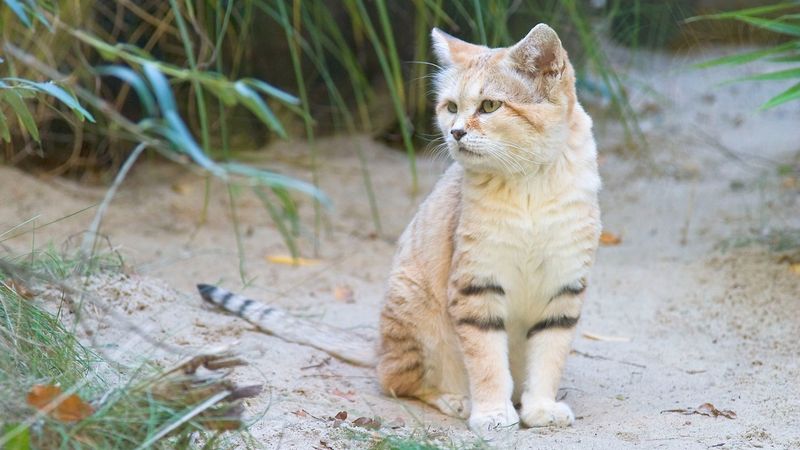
480 100 502 113
446 101 458 113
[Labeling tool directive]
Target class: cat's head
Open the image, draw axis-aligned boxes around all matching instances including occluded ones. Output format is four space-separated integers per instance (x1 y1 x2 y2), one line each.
432 24 582 174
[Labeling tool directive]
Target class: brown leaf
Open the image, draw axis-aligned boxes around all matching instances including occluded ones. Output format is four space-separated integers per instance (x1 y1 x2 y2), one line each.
292 409 308 418
599 231 622 246
335 411 348 420
330 388 356 402
27 384 94 422
333 285 354 303
662 403 736 420
352 416 381 430
7 279 34 300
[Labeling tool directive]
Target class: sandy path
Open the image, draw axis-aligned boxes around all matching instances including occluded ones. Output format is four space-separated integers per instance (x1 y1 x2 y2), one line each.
2 47 799 449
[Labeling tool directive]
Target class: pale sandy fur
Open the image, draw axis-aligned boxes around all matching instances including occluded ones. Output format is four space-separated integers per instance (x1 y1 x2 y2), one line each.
377 24 601 434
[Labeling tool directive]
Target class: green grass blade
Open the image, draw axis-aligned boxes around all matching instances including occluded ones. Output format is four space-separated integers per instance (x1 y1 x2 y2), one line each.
739 16 800 37
0 109 10 143
2 91 39 142
761 81 800 108
686 2 800 22
694 42 797 68
735 67 800 82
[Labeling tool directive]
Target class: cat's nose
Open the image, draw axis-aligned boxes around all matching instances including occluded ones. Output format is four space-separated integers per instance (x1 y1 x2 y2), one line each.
450 128 467 141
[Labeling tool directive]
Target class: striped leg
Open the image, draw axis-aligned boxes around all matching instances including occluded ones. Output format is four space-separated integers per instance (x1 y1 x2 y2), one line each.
450 280 518 432
519 281 584 428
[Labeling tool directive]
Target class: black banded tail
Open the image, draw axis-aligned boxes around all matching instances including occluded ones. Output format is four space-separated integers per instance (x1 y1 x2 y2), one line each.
196 284 377 367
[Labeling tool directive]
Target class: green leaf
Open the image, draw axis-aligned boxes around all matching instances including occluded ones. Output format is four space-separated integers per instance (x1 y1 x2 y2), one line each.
242 78 299 105
162 110 222 176
4 0 32 28
695 42 797 68
739 16 800 37
686 3 800 22
203 79 238 107
761 81 800 108
2 424 31 450
142 63 177 114
31 81 95 122
233 81 287 138
0 108 10 142
223 161 330 206
94 66 157 116
736 67 800 82
2 91 39 142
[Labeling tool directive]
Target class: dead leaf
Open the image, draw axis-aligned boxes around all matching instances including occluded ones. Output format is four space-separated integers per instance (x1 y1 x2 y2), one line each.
790 263 800 275
266 254 321 267
582 331 631 342
330 388 356 402
7 279 35 300
292 409 308 418
333 285 354 303
352 416 381 430
662 403 736 419
599 231 622 246
334 411 348 420
27 384 94 422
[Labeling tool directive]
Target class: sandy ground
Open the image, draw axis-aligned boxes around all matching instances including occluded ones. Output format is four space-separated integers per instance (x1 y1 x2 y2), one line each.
2 46 800 449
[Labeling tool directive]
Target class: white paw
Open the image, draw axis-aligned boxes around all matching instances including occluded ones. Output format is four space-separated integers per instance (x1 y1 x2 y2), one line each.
520 400 574 428
468 405 520 433
432 394 471 419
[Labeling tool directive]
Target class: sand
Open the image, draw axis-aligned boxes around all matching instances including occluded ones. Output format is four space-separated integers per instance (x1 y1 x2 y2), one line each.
2 45 799 449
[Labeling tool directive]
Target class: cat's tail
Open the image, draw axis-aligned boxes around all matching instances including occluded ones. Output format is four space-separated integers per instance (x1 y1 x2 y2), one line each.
196 284 377 367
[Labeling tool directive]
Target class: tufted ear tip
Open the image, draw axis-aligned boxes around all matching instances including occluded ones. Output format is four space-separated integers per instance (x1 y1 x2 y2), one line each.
509 23 565 75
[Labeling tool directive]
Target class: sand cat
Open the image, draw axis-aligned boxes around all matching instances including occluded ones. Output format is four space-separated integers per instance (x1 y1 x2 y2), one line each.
198 23 600 434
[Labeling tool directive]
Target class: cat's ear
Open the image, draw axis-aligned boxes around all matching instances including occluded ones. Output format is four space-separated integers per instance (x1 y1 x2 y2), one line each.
508 23 566 77
431 28 484 66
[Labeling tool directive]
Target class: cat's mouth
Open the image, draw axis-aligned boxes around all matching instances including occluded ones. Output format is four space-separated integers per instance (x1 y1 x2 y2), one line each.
457 145 482 157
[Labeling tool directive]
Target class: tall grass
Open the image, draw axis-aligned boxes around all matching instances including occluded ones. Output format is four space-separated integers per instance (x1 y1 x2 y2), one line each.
2 0 657 260
689 2 800 109
0 255 261 449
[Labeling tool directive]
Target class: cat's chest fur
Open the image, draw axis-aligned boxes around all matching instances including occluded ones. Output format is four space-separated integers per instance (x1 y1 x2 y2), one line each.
455 169 599 320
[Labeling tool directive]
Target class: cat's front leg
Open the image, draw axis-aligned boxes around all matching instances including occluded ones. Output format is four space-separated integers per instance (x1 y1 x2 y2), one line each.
519 285 584 428
449 278 519 432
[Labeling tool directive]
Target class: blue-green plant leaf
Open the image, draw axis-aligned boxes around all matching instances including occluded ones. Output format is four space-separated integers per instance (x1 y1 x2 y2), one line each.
142 63 176 114
4 0 32 28
31 81 94 122
94 66 157 116
243 78 300 105
233 81 287 138
223 161 330 206
162 110 222 175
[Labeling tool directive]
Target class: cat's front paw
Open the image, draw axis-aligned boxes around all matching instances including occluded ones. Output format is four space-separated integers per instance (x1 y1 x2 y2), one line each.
468 405 520 433
520 400 574 428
